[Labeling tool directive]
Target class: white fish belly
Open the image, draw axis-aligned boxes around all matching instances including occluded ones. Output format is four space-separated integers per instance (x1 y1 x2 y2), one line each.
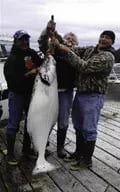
27 73 58 174
27 75 58 151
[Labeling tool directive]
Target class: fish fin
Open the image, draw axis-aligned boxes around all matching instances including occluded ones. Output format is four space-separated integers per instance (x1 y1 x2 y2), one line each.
32 162 56 175
40 74 50 86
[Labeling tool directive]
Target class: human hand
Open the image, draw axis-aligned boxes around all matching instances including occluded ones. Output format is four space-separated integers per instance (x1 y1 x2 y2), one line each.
46 48 54 55
24 68 38 77
51 37 60 48
58 44 71 53
51 37 70 52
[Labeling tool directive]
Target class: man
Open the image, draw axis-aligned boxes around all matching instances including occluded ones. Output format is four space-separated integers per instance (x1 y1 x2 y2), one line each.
51 30 115 169
4 30 42 165
55 32 78 158
38 18 78 158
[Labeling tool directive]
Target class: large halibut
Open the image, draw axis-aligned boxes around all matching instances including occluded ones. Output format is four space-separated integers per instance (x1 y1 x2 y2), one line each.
27 55 58 174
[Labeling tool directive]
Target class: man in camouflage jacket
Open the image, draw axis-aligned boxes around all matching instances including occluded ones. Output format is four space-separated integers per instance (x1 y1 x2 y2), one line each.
52 30 115 170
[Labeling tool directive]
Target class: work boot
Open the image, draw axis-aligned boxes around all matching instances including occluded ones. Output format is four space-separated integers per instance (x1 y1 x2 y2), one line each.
22 128 31 152
83 140 96 167
57 128 67 158
64 130 84 162
70 140 96 170
22 130 37 159
6 133 18 166
64 151 80 162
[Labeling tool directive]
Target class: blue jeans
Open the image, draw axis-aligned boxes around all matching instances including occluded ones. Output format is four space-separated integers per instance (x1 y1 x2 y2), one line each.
7 91 31 134
72 92 105 140
58 89 73 130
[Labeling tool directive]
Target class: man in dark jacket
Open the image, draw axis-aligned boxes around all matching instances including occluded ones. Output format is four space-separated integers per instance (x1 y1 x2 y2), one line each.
4 30 42 165
51 30 115 169
38 19 78 158
55 32 78 158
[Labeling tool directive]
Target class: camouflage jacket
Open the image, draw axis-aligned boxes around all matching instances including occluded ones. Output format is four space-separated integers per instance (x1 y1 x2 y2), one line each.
66 45 115 94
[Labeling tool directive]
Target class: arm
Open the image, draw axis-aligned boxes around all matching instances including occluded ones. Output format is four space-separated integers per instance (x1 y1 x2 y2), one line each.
51 38 114 75
24 49 42 77
66 50 114 76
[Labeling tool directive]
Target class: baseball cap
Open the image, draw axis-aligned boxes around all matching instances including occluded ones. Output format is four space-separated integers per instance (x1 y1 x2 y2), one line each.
13 30 30 40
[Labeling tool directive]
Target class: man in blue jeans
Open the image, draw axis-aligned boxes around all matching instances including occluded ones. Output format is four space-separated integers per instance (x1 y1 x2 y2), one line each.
38 25 78 158
51 30 115 169
4 30 42 165
56 32 79 158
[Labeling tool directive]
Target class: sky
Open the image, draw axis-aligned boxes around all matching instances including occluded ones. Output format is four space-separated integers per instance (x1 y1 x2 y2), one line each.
0 0 120 49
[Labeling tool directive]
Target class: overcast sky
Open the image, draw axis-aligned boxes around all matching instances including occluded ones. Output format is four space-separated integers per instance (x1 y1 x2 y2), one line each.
0 0 120 48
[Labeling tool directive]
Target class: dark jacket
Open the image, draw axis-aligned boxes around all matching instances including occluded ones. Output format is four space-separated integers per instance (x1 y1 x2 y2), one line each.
4 46 42 94
38 30 76 89
54 52 76 89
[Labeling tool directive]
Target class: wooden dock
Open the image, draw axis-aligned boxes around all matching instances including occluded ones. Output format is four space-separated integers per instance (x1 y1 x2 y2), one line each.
0 99 120 192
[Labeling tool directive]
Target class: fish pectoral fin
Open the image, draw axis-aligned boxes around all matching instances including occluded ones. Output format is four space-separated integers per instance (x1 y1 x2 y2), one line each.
40 73 50 86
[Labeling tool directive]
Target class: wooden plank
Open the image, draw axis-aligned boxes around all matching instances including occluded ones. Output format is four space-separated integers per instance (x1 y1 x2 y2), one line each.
97 131 120 149
48 138 109 192
96 139 120 159
50 150 108 192
103 101 120 111
0 162 32 192
101 107 120 118
52 124 120 172
102 109 120 119
98 125 120 140
62 126 120 161
0 128 61 192
15 132 62 192
106 185 120 192
62 129 120 172
29 174 62 192
94 147 120 172
64 141 120 191
48 155 89 192
100 117 120 131
49 135 109 192
102 106 120 115
91 158 120 191
0 129 34 192
68 121 120 147
19 159 62 192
